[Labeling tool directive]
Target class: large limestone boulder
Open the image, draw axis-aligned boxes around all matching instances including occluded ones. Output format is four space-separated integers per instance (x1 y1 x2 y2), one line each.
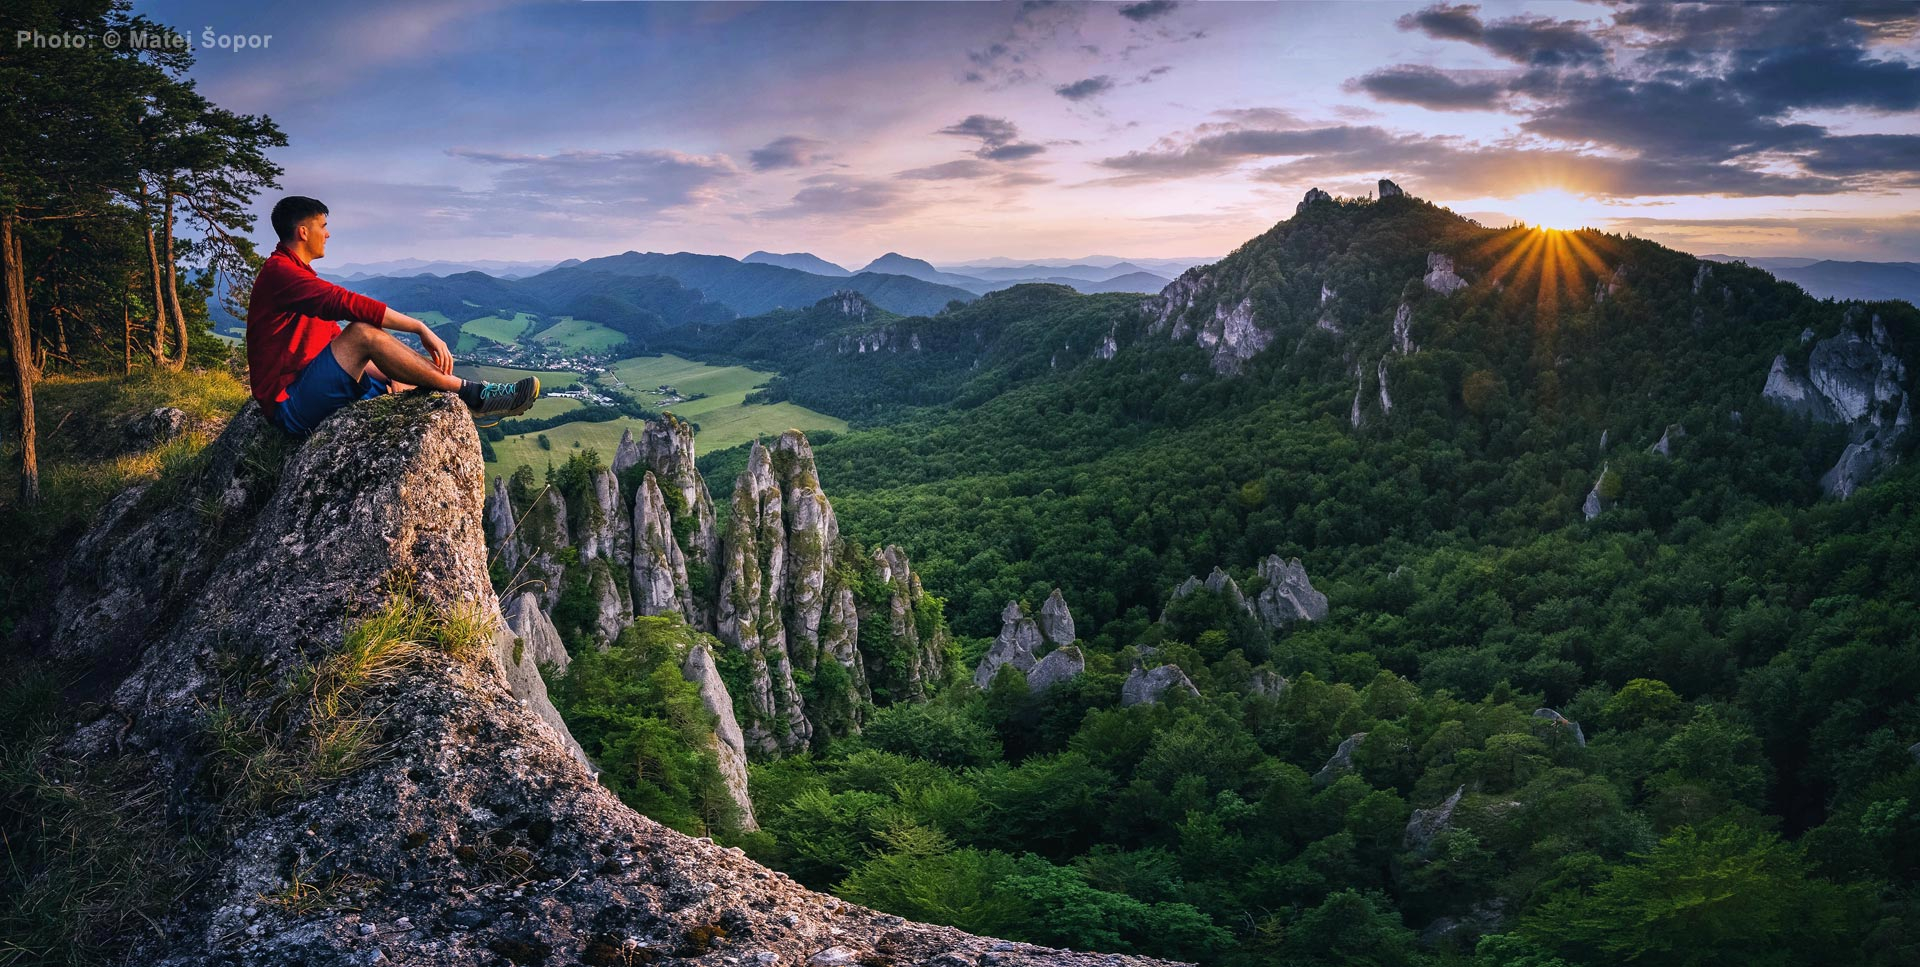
1026 645 1086 692
29 392 1171 966
1424 252 1468 295
1038 587 1076 646
975 600 1043 688
1121 664 1199 706
1255 555 1329 628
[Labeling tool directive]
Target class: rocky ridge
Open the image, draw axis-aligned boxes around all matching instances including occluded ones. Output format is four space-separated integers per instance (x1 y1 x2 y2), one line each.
29 392 1173 966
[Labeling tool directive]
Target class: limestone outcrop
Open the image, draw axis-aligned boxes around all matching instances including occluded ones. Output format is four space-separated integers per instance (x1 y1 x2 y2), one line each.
975 600 1043 688
1254 555 1330 627
1167 558 1327 633
683 642 758 829
1038 588 1076 647
1121 664 1199 706
29 393 1170 966
486 422 948 759
1027 645 1086 692
1424 253 1468 295
1404 785 1465 851
1314 732 1368 785
1759 309 1911 498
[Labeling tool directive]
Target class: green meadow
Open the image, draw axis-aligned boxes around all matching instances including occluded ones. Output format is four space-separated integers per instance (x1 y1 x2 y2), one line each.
479 353 846 478
530 317 626 352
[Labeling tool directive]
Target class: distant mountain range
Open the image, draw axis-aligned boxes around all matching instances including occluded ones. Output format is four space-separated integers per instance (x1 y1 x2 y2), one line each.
841 251 1177 295
1701 255 1920 305
742 251 852 277
318 257 574 281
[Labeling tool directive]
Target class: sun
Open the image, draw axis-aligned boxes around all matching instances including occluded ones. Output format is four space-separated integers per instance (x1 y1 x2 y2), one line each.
1502 189 1608 232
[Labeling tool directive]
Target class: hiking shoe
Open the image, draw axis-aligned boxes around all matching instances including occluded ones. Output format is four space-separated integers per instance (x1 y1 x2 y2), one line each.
466 376 539 425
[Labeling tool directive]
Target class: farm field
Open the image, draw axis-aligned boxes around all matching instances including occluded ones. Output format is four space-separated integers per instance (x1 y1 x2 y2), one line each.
481 353 845 476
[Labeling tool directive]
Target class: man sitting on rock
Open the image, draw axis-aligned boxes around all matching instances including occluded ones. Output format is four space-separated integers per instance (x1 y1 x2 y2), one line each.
247 195 540 436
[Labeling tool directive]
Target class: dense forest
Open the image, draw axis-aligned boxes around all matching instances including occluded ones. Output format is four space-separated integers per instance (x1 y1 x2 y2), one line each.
569 196 1920 965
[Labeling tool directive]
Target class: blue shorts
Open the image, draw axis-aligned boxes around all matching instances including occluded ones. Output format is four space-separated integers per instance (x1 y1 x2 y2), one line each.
266 345 389 436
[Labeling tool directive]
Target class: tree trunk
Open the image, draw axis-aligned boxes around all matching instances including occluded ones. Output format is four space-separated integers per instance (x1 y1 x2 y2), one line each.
139 181 167 364
162 185 187 372
123 293 133 376
3 213 40 503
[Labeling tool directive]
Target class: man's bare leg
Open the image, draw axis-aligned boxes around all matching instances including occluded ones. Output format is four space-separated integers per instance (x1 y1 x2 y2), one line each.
362 361 416 393
330 322 461 392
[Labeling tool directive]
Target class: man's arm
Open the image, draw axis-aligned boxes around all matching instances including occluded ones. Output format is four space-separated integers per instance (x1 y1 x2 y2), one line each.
271 268 388 326
378 308 455 376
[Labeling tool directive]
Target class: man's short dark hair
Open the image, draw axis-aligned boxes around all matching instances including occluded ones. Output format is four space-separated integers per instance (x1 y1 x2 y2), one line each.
271 196 329 242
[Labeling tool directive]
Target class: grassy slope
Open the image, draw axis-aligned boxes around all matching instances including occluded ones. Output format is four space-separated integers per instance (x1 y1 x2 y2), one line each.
530 317 626 351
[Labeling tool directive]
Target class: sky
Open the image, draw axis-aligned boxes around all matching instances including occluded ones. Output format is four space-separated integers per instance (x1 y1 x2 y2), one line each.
135 0 1920 268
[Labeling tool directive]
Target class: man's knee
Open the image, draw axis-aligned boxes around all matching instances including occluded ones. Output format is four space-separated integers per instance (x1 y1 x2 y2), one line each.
340 321 383 346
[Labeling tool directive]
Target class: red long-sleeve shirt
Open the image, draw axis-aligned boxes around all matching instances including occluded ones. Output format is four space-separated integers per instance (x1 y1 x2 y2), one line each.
245 243 389 404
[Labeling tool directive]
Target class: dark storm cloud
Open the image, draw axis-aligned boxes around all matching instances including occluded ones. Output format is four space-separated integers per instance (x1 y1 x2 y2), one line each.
1795 134 1920 179
1348 65 1506 111
1119 1 1179 23
748 135 828 171
1325 2 1920 195
1056 75 1117 101
1729 44 1920 114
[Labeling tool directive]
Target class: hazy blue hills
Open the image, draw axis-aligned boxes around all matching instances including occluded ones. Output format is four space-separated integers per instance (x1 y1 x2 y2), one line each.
1703 255 1920 306
742 250 852 276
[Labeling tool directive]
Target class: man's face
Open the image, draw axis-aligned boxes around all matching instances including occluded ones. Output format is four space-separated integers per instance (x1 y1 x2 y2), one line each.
300 214 330 259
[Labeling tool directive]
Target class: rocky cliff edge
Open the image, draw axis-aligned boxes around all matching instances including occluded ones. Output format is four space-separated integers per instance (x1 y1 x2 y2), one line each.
31 391 1180 967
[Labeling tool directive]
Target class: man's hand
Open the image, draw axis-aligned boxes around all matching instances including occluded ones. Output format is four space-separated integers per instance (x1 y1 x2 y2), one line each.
420 328 454 374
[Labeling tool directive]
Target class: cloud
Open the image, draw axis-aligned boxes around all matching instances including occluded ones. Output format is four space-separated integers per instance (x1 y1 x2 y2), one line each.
898 160 993 180
445 147 739 213
1348 66 1506 111
1138 65 1173 83
939 114 1020 146
1395 3 1605 66
748 135 828 171
761 176 915 220
961 0 1086 87
1093 122 1846 198
938 114 1047 161
1055 75 1117 101
1118 1 1178 23
1341 2 1920 195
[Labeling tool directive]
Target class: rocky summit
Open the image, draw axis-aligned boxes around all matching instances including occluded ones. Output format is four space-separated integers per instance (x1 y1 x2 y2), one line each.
25 392 1180 967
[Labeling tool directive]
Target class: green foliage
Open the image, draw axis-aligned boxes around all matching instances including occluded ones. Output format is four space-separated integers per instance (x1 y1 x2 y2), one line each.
862 701 1001 768
549 616 744 837
1520 824 1872 967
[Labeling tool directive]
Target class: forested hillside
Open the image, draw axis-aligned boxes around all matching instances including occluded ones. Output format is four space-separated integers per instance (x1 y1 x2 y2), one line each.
642 189 1920 966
